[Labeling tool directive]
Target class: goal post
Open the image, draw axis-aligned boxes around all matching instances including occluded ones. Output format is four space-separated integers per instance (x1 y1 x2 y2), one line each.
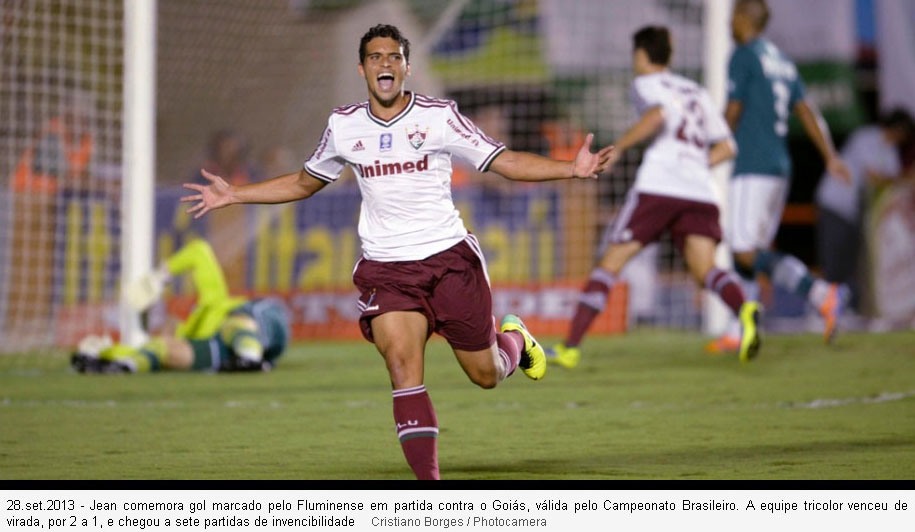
702 0 734 336
121 0 157 347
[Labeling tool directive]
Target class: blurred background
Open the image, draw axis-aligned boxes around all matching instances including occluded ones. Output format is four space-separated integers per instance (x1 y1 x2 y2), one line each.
1 0 913 353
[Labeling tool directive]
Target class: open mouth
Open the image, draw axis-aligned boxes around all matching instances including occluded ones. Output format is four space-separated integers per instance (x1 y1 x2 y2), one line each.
377 73 395 91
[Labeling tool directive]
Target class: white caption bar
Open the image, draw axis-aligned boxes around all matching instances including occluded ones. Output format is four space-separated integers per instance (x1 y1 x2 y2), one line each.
1 490 911 531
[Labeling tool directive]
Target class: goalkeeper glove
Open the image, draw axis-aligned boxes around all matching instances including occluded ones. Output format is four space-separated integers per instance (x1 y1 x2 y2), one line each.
124 265 170 311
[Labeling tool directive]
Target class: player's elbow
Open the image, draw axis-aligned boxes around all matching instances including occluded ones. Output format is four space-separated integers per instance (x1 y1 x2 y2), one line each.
637 108 665 137
717 138 737 161
794 99 820 126
182 238 215 258
297 185 316 200
725 101 743 131
488 150 519 180
296 170 320 199
646 108 665 129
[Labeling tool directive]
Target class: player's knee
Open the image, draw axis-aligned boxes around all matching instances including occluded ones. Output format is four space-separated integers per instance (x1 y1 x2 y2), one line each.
385 358 415 386
469 368 499 389
381 344 422 386
600 242 639 274
689 268 708 286
598 253 624 275
687 261 713 286
468 356 501 388
732 251 756 273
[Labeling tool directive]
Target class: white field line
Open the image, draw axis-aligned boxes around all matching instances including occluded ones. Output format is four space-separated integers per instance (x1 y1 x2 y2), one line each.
2 390 913 411
780 390 915 409
625 390 915 411
0 398 186 408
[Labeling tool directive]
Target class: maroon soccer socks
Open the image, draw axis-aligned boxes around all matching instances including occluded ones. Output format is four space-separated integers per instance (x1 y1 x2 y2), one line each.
566 267 615 347
392 385 440 480
704 268 745 315
496 330 523 378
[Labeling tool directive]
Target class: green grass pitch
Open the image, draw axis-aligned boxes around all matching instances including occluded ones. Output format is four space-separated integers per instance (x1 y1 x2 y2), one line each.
1 331 913 479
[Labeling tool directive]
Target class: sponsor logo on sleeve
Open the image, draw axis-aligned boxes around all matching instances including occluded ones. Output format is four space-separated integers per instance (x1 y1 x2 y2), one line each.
446 118 480 147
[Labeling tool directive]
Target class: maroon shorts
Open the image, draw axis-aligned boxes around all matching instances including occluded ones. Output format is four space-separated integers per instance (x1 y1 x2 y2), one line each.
609 191 722 250
352 235 497 351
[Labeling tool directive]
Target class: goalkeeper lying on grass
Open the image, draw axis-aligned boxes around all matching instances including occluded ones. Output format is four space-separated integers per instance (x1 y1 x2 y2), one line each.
72 239 290 374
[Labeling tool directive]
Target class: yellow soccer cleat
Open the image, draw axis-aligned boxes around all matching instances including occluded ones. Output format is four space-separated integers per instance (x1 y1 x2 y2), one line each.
500 314 546 380
545 343 581 369
737 301 762 363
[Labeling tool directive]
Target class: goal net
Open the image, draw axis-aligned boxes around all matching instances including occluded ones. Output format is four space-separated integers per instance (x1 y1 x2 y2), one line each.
0 0 124 352
0 0 722 354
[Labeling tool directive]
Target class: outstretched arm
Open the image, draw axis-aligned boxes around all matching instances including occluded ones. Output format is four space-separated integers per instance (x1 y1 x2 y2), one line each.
611 107 665 155
181 168 328 219
794 100 851 183
592 106 665 174
489 133 615 181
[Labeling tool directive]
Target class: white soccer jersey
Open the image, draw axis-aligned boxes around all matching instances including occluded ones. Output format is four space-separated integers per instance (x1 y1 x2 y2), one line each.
305 92 506 261
628 71 732 204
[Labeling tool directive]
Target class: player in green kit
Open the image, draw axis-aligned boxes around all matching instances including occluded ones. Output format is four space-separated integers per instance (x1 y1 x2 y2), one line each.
707 0 853 354
71 239 290 373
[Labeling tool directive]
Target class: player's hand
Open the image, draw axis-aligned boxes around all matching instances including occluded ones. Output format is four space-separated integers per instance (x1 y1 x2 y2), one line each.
124 268 169 311
181 169 235 219
572 133 615 179
827 156 852 185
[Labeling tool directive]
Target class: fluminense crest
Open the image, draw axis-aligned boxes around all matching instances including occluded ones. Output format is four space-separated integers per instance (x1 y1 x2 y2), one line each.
406 123 428 150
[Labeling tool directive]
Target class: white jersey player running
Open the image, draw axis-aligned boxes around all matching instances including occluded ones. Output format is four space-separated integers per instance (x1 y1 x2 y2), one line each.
629 71 730 204
181 24 614 480
547 25 762 369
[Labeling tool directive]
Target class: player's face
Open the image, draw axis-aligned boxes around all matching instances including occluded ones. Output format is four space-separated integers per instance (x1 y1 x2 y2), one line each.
731 12 749 43
886 126 908 146
358 37 410 107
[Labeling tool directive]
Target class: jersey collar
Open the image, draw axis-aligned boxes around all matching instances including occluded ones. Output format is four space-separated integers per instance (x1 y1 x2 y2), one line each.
366 91 415 128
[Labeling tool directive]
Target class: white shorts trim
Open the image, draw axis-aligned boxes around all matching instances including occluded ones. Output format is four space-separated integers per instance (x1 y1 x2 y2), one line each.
727 174 789 253
598 189 640 254
463 234 491 287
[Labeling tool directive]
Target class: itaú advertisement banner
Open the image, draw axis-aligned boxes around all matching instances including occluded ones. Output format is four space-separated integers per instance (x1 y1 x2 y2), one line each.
152 185 626 341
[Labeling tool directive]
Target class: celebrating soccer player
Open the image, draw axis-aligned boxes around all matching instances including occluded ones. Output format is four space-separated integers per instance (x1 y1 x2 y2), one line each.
706 0 853 353
180 24 614 479
548 26 761 368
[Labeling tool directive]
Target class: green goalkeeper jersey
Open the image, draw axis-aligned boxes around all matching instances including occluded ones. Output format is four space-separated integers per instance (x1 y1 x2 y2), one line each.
188 298 290 371
164 239 247 339
728 38 806 179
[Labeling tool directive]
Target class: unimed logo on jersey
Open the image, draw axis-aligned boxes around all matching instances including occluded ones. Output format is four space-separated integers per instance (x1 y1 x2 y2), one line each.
355 155 429 178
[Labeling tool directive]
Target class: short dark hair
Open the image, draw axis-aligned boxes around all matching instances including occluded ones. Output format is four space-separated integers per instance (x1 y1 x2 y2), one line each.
880 108 915 138
736 0 770 31
633 26 672 66
359 24 410 64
